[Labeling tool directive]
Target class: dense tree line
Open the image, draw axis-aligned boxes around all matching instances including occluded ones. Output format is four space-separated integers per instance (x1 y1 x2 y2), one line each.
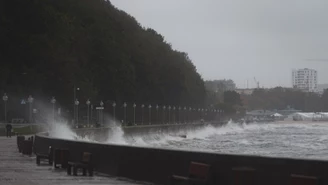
0 0 205 112
243 87 328 112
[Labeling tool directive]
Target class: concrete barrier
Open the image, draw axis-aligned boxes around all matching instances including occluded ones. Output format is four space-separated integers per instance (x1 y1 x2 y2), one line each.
34 130 328 185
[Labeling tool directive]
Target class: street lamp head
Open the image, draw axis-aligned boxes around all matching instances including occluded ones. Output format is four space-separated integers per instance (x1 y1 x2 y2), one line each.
51 96 56 104
100 101 104 107
148 105 152 109
123 102 127 107
3 93 8 101
86 99 91 105
112 102 116 107
133 103 136 108
28 95 34 103
75 99 79 105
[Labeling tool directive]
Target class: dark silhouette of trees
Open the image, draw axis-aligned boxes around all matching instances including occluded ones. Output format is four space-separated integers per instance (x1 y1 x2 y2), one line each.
0 0 205 110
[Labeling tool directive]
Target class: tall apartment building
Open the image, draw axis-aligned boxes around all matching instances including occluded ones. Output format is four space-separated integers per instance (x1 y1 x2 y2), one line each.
292 68 318 92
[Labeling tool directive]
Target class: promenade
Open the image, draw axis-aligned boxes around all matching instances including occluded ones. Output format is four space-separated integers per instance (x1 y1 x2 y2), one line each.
0 136 148 185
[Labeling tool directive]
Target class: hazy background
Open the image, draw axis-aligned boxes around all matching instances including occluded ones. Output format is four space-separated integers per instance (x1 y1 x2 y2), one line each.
110 0 328 88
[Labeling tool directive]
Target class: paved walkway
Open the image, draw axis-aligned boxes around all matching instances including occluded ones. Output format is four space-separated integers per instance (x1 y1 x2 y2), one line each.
0 137 150 185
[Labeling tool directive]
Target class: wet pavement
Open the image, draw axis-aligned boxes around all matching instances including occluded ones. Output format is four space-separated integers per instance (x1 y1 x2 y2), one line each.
0 136 149 185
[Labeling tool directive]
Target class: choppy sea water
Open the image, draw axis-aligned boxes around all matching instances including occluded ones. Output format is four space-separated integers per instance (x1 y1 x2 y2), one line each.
144 121 328 160
50 121 328 160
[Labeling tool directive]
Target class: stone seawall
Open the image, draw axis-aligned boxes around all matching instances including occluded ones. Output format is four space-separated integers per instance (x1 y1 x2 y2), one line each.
34 122 328 185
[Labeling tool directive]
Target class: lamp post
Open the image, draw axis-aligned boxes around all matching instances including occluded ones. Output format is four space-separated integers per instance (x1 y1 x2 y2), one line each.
168 106 171 124
73 86 80 125
100 101 104 126
189 107 192 123
90 104 93 125
51 97 56 124
141 104 145 125
173 106 176 124
28 95 34 123
178 107 181 124
163 106 166 124
123 102 127 126
112 102 116 121
86 99 91 126
148 105 152 125
133 103 136 125
156 105 159 124
3 93 8 123
75 99 79 127
184 107 187 123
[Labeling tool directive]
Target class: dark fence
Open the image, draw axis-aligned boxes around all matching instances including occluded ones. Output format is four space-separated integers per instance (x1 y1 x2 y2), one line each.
34 130 328 185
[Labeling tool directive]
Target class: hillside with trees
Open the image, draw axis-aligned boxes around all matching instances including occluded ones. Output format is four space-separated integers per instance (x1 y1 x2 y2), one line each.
242 87 328 112
0 0 206 110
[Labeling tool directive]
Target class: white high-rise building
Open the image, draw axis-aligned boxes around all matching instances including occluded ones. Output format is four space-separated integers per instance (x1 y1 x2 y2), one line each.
292 68 318 92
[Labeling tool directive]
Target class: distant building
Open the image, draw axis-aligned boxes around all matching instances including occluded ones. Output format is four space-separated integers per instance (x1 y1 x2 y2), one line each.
205 79 236 93
292 68 318 92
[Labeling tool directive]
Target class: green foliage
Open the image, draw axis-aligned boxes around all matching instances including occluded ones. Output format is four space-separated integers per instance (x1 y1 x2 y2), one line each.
0 0 205 109
224 91 242 106
244 87 324 112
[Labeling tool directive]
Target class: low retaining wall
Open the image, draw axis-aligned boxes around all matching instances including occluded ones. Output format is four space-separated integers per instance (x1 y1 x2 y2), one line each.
34 131 328 185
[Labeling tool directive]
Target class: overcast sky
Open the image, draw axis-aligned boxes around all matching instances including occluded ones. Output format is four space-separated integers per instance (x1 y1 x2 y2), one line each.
110 0 328 88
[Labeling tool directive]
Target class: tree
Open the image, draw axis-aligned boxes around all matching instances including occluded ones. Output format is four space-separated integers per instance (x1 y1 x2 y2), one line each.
0 0 206 113
224 91 242 106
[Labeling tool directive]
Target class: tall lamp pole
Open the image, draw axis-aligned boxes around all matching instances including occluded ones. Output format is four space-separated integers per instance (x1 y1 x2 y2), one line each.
156 105 159 124
173 106 176 124
168 106 171 124
51 97 56 124
148 105 152 125
141 104 145 125
123 102 127 126
178 107 181 124
86 99 91 126
75 99 80 127
133 103 136 125
112 102 116 121
100 101 104 126
28 95 34 123
184 107 187 123
3 93 8 123
73 86 80 124
163 106 166 124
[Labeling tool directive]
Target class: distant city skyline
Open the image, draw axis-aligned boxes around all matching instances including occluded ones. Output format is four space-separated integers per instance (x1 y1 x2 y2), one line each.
110 0 328 88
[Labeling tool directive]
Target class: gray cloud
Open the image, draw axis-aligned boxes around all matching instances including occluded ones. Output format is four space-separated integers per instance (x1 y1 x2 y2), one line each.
111 0 328 88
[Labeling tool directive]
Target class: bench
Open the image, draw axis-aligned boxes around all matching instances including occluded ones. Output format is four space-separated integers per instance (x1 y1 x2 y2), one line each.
54 148 70 168
36 146 53 165
21 139 33 155
17 135 25 152
170 162 211 185
290 174 319 185
67 152 93 176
